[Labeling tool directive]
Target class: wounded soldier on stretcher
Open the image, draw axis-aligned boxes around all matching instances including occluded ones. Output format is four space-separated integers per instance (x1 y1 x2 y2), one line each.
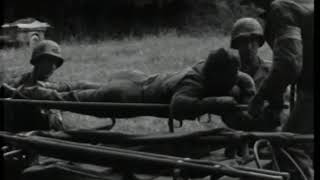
2 48 279 131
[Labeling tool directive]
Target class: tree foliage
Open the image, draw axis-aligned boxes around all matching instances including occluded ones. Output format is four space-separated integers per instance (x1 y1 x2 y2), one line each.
3 0 259 40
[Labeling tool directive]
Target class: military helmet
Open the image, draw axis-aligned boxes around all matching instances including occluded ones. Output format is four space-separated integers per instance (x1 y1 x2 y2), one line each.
30 40 64 68
231 17 265 49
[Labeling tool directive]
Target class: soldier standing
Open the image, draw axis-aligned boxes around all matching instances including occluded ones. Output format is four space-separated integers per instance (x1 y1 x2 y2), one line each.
241 0 314 179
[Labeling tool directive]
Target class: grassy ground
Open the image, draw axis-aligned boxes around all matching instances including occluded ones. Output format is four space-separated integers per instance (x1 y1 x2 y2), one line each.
1 32 273 134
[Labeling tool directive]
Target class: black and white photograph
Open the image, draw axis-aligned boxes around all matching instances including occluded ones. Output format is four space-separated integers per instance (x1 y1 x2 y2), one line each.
1 0 314 180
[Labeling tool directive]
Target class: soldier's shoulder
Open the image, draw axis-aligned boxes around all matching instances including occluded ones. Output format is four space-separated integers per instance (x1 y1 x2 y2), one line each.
8 72 32 87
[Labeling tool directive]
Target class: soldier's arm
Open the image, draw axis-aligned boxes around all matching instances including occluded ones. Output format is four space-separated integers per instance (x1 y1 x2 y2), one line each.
39 81 104 92
170 75 237 120
19 86 80 101
257 0 303 104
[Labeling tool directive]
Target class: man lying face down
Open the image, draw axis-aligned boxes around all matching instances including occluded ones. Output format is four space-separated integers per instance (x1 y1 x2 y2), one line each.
10 48 256 127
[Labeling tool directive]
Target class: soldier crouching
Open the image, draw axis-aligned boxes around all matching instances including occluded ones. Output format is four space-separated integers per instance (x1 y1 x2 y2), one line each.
2 40 65 132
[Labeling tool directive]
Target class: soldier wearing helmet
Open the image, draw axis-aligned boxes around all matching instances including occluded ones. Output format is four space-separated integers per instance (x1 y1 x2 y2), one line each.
2 40 65 132
231 17 267 89
226 17 287 131
12 40 64 87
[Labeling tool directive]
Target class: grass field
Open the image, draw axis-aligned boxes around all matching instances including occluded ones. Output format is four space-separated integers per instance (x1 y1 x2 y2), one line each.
1 32 273 134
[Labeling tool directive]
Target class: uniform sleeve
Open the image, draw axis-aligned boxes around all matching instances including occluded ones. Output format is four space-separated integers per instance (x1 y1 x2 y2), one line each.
18 86 80 101
257 0 303 104
170 74 237 120
41 81 104 92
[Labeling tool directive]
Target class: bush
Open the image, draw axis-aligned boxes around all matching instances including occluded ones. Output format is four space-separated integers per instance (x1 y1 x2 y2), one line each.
3 0 260 41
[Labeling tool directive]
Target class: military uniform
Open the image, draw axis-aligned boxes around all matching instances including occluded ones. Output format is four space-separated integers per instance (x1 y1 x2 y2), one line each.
245 0 314 179
242 57 288 130
230 17 270 91
10 48 256 180
17 49 256 121
3 40 65 132
228 17 285 131
170 62 255 120
5 73 64 132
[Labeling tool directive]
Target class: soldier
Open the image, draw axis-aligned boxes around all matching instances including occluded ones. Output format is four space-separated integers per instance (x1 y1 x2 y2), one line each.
228 17 286 131
10 48 256 124
2 40 65 132
231 17 268 89
241 0 314 179
1 40 68 180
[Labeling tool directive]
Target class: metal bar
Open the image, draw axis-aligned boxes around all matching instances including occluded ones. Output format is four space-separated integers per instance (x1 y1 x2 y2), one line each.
3 149 23 160
0 99 169 110
0 132 284 180
234 166 289 179
205 131 314 144
0 98 289 119
34 129 313 146
0 98 170 117
0 99 288 111
184 159 289 178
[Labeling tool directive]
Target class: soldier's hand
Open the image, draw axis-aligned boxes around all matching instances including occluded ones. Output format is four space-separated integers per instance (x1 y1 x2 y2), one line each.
217 96 237 104
248 94 265 118
211 96 238 109
215 96 239 112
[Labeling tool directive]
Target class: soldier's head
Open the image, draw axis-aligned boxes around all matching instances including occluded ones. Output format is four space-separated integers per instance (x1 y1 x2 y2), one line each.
231 17 264 64
203 48 240 91
30 40 64 81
